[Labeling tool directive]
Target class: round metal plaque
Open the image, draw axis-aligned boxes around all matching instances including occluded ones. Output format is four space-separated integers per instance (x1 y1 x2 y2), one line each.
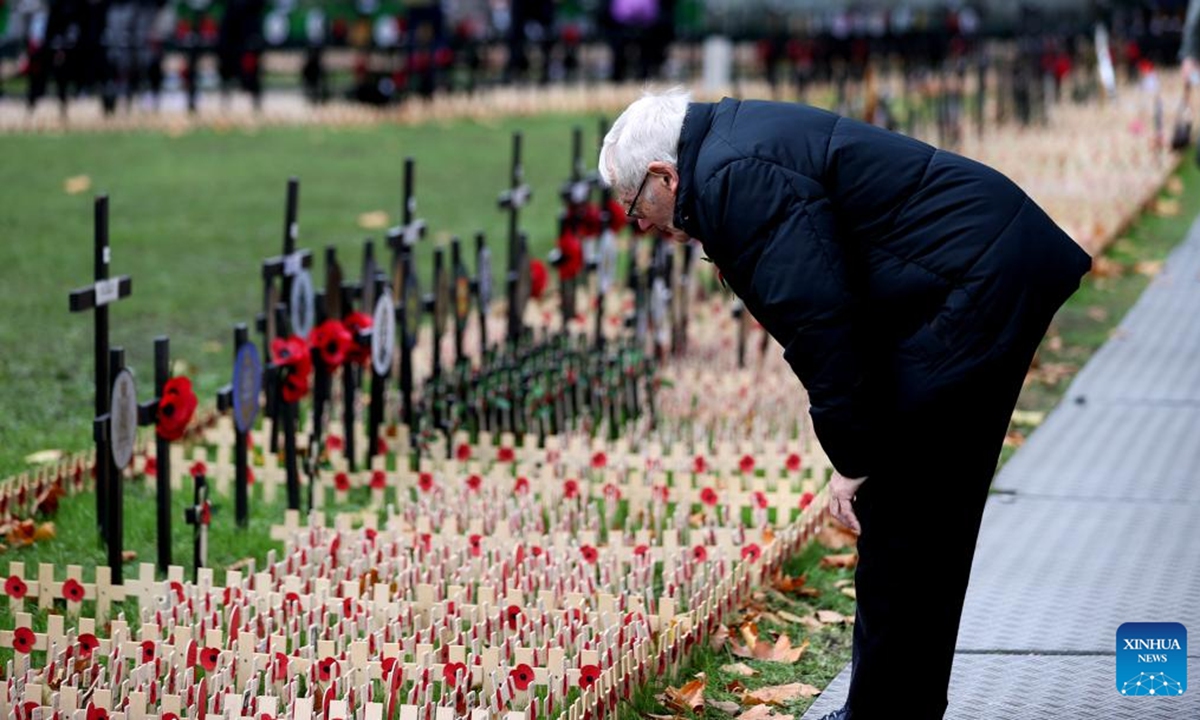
289 269 316 338
110 369 138 471
598 230 618 294
372 290 396 376
233 342 263 434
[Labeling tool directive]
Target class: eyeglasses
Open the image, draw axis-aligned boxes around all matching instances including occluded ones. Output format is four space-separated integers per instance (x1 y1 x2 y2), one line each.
625 171 651 220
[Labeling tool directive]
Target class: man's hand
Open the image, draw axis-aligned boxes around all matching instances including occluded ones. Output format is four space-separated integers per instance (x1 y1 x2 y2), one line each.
829 472 867 535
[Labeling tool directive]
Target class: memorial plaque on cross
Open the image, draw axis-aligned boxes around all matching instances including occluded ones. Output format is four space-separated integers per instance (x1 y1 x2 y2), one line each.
497 133 531 346
94 347 134 584
68 195 133 540
216 324 260 529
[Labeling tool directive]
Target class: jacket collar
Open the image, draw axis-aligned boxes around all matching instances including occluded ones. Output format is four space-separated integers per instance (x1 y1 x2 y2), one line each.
674 101 716 240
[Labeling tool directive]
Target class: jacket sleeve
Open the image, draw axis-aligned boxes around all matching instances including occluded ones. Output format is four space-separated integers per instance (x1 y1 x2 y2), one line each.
696 157 874 479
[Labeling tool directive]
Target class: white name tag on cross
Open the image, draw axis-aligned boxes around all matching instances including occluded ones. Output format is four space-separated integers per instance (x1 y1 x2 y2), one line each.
94 278 121 306
283 252 304 277
403 220 426 245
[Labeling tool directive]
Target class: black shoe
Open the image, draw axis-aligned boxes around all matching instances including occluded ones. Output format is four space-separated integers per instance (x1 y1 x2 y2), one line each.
814 708 848 720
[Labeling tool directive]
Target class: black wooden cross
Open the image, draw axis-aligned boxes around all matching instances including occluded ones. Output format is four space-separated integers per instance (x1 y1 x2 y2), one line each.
216 323 259 528
183 469 211 583
388 158 428 431
451 237 471 368
93 346 134 584
425 245 449 381
473 232 492 352
68 195 133 540
497 133 531 346
135 337 174 573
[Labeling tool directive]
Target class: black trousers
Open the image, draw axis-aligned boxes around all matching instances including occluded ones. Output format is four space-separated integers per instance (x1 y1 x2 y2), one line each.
843 335 1040 719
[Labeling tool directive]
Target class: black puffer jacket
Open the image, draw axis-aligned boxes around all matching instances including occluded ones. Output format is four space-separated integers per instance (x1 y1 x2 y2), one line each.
673 98 1092 479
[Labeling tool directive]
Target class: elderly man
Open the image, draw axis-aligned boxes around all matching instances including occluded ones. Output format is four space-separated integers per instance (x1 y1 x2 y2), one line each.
600 88 1091 720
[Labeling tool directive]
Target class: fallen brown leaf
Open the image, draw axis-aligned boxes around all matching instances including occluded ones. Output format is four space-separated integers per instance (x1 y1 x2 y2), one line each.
737 705 794 720
771 574 810 594
816 610 852 625
833 579 854 588
709 624 730 651
121 550 138 562
819 553 858 569
739 622 760 648
64 175 92 195
817 523 858 550
841 587 857 600
1089 256 1126 278
719 662 757 677
741 683 821 705
1085 306 1109 322
662 678 706 713
1134 260 1164 277
357 211 390 229
706 699 741 714
33 523 56 542
1154 198 1180 217
1003 430 1026 448
731 634 808 663
776 610 808 624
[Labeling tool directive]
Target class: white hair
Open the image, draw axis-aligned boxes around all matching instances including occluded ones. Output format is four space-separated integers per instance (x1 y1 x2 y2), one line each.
598 86 692 197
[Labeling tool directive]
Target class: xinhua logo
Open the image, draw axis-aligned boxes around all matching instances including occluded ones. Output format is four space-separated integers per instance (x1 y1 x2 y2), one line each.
1117 622 1187 696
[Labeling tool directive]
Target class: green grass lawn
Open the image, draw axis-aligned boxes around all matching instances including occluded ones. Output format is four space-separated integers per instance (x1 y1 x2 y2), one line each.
0 112 603 478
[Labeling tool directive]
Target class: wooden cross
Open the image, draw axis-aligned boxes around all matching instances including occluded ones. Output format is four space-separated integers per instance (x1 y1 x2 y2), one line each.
183 471 212 582
389 158 428 431
474 232 493 352
216 323 259 528
497 132 531 346
68 195 132 540
94 346 134 584
135 336 175 573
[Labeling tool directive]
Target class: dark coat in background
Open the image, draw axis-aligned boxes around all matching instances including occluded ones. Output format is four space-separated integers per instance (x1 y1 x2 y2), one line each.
673 98 1092 481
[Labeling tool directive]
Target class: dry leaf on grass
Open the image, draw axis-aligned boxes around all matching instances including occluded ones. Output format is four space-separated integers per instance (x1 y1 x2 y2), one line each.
737 705 794 720
741 683 822 705
720 662 757 677
731 634 809 663
817 610 853 625
833 579 853 589
817 523 858 550
739 622 759 648
1154 198 1181 217
660 678 706 713
1003 430 1026 448
820 553 858 569
841 587 858 600
64 175 92 195
706 699 742 714
710 624 730 651
24 449 63 464
357 211 390 229
776 610 808 625
1089 256 1126 278
1134 260 1164 277
771 574 818 597
1085 306 1109 322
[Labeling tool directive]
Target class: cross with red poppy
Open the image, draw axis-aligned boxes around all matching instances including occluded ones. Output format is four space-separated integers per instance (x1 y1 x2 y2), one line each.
216 324 257 530
497 133 532 346
183 470 212 582
67 195 133 545
387 158 428 430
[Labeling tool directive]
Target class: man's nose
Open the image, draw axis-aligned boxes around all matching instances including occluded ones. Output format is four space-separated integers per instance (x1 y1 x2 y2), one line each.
637 218 653 232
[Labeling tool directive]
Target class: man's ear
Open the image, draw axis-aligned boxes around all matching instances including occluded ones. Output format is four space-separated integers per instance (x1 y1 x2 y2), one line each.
648 161 679 193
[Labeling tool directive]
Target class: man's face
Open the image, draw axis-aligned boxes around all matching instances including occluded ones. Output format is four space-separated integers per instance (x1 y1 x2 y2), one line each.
621 162 690 243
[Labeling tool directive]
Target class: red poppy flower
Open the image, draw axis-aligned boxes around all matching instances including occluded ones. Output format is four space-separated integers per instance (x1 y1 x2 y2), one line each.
200 501 212 526
454 442 472 461
700 487 719 506
12 627 35 654
754 491 769 510
163 714 179 720
342 312 373 366
273 652 289 681
513 477 529 494
189 461 207 479
271 336 313 402
200 646 220 672
580 545 599 564
691 545 708 562
466 474 482 492
62 578 85 603
506 605 523 629
377 437 389 455
799 491 815 510
281 371 311 404
653 485 669 502
443 661 467 687
247 467 256 485
5 575 27 599
563 479 579 499
143 455 158 478
326 435 344 451
86 703 108 720
22 701 39 720
510 663 535 692
308 320 353 368
418 533 432 552
530 545 543 557
634 544 649 557
141 640 155 663
78 632 99 656
334 472 350 492
739 455 756 474
318 656 338 682
591 452 607 469
364 528 378 544
556 230 584 281
603 483 621 501
741 544 762 563
530 259 548 300
381 656 399 680
786 453 803 472
418 472 434 493
370 470 386 490
468 534 482 557
285 591 301 605
578 662 600 691
497 447 515 462
169 580 185 603
156 376 198 441
693 455 707 473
